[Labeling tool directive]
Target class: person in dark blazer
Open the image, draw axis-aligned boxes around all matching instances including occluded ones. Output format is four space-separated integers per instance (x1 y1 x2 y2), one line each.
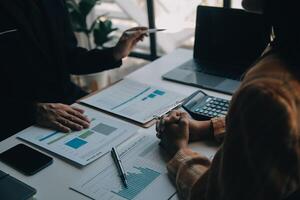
0 0 146 141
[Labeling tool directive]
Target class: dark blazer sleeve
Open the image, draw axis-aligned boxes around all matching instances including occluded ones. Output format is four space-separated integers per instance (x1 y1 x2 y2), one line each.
60 0 122 75
0 62 36 140
1 97 36 141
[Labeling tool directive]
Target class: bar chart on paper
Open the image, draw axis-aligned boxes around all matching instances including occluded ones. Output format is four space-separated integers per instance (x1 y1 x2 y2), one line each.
111 167 160 200
80 79 185 124
71 136 176 200
17 104 138 166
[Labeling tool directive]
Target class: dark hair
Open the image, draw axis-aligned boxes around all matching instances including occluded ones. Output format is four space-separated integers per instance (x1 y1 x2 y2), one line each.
264 0 300 65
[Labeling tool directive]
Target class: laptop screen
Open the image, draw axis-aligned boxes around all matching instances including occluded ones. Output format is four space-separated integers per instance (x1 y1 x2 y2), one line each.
194 6 271 70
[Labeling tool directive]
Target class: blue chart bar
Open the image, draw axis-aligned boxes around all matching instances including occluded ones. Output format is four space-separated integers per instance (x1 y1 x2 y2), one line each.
111 167 160 200
39 131 59 142
153 90 165 96
142 90 166 101
65 138 87 149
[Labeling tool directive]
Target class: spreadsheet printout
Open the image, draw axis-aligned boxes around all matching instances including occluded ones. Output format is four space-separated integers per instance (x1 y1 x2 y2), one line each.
70 135 176 200
18 104 138 166
80 79 185 124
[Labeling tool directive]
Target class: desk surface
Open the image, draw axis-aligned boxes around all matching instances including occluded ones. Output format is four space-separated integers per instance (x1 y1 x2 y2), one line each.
0 49 231 200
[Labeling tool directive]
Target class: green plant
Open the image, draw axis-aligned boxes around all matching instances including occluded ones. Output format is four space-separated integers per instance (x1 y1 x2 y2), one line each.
66 0 117 48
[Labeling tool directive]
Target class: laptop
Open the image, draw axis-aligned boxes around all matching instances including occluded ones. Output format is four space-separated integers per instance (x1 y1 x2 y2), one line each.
163 6 271 95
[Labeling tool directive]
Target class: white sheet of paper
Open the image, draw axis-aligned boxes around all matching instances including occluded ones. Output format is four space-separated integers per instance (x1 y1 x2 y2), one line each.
70 135 176 200
80 79 186 124
17 104 138 166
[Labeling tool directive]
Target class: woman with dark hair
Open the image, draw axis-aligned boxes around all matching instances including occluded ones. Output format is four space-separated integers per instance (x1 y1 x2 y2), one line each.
156 0 300 199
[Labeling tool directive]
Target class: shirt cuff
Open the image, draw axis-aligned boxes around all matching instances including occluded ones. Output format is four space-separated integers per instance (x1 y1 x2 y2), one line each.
101 47 123 69
167 149 211 199
211 117 226 143
167 148 200 177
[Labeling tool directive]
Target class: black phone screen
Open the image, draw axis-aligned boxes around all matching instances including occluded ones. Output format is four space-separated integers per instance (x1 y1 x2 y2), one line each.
0 144 53 176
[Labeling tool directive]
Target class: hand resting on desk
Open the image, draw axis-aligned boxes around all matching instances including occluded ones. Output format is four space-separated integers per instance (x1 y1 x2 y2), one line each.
35 103 90 133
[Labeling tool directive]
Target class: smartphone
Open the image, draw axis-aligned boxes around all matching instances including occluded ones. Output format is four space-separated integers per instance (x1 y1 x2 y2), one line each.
0 144 53 176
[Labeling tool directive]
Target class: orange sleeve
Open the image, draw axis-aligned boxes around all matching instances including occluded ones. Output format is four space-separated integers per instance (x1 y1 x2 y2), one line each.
167 149 211 199
211 117 226 143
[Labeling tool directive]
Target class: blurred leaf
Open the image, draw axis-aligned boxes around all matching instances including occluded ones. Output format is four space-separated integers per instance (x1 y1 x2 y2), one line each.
66 0 88 33
93 19 117 47
79 0 101 18
66 0 115 47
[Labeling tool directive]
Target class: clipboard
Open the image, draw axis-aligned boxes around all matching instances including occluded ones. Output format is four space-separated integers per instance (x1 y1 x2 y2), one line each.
78 79 186 128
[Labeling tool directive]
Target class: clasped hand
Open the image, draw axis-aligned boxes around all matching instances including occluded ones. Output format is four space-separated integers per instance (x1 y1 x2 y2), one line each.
156 111 190 157
156 110 213 157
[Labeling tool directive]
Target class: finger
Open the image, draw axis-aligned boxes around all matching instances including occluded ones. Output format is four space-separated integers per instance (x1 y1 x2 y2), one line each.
63 112 90 129
133 37 142 44
179 112 190 121
159 118 166 133
126 31 145 41
52 121 71 133
164 112 181 124
71 106 85 114
57 117 84 131
156 120 163 139
169 110 181 117
155 120 160 133
165 114 180 123
178 116 189 128
67 109 90 123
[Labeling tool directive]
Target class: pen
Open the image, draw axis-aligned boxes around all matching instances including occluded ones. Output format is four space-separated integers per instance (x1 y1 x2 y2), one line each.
125 28 166 35
111 147 128 188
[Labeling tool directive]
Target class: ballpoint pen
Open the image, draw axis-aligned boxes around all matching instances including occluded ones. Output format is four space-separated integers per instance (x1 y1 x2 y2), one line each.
111 147 128 188
125 28 166 35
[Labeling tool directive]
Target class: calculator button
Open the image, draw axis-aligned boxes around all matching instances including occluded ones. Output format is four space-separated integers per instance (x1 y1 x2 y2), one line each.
204 111 208 114
221 111 227 115
203 106 208 110
195 108 200 112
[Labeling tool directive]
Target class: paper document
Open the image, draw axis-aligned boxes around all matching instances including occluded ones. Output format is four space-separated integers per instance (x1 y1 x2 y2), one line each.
70 135 176 200
80 79 185 124
18 104 138 166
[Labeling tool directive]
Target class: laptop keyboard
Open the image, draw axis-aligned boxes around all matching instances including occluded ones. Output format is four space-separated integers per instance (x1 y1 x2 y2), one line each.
180 60 242 80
